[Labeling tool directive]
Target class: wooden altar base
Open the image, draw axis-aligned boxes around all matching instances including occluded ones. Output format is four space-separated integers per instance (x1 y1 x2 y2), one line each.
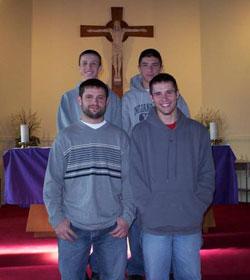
26 204 56 237
202 207 216 233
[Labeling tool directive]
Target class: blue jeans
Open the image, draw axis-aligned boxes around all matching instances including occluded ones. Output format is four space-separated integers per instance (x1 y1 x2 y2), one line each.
89 251 99 273
142 231 202 280
58 223 127 280
127 218 144 276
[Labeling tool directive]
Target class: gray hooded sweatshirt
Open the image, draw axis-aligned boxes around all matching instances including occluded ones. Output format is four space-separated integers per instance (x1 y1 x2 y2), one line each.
122 74 190 135
130 108 215 235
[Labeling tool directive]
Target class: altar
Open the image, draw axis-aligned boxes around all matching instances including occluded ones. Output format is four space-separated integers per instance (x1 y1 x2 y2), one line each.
2 145 238 235
3 145 238 206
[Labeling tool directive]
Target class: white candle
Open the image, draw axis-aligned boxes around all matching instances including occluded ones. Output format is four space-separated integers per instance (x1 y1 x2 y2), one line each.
209 122 217 140
20 124 29 143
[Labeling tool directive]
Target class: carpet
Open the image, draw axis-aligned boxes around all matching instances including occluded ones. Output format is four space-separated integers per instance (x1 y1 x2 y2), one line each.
1 203 250 279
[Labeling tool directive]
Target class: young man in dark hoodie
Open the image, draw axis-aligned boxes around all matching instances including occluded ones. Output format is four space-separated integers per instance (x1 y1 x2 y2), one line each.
130 73 215 280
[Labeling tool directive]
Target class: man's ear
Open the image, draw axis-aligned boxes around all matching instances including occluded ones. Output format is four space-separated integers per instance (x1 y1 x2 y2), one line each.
106 96 110 106
77 96 82 106
97 65 103 75
176 91 180 100
138 65 142 74
150 92 154 103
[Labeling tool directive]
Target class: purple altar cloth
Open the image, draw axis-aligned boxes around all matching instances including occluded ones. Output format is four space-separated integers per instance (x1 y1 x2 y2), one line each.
3 147 50 205
212 145 238 205
3 146 238 206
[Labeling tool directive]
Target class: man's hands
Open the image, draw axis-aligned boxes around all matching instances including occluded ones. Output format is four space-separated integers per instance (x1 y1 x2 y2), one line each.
109 217 129 238
55 219 78 242
55 217 128 241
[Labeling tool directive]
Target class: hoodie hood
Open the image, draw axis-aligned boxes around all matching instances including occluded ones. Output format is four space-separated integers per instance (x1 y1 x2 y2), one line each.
130 74 148 92
147 107 186 130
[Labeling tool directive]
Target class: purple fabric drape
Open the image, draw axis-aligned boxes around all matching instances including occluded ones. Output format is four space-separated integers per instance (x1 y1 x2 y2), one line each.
3 147 50 205
3 146 238 206
212 145 238 205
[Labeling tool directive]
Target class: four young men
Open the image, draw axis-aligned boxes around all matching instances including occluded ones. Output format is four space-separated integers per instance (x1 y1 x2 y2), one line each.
44 48 215 280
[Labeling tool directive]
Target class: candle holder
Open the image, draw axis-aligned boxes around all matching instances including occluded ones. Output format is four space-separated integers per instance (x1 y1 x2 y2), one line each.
18 142 29 148
15 136 40 148
211 139 223 146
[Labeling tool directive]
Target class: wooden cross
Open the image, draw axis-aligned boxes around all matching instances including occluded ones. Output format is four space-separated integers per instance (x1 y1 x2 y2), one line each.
80 7 154 98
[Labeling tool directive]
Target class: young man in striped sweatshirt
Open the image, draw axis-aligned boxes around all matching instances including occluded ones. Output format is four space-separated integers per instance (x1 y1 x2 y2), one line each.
44 79 135 280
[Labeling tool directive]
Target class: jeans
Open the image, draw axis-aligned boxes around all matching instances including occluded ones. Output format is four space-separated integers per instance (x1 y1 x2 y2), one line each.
142 231 202 280
127 218 144 276
58 223 127 280
89 251 99 273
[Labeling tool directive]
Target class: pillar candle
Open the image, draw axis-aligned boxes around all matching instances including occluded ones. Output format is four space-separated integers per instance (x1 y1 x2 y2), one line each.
209 122 217 140
20 124 29 143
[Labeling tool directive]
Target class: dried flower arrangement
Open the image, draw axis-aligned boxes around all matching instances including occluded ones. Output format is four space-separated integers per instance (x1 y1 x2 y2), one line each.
194 108 221 130
11 108 41 147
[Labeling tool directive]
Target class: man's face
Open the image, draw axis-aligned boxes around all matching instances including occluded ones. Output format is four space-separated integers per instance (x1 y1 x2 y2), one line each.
138 56 162 87
150 81 179 119
78 87 108 123
79 54 102 80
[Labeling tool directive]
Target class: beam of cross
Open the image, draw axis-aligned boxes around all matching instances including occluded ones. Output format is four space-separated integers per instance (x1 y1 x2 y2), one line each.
80 7 154 98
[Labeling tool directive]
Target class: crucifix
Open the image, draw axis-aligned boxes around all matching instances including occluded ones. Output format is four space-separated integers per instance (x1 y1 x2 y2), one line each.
80 7 154 97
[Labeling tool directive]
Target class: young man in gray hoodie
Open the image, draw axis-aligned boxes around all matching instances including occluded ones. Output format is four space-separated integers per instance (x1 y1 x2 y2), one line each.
44 79 135 280
122 49 189 136
122 49 190 280
57 49 121 132
130 73 215 280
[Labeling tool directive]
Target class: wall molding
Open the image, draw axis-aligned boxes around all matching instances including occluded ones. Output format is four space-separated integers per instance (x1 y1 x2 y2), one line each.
223 134 250 141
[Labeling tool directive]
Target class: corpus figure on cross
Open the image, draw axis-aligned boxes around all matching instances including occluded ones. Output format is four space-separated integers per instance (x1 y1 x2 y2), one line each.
87 20 146 84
